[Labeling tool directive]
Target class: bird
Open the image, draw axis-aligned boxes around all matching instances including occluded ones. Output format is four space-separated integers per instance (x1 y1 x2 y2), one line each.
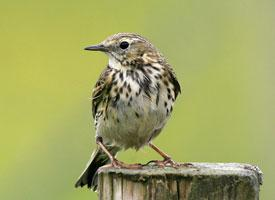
75 33 181 191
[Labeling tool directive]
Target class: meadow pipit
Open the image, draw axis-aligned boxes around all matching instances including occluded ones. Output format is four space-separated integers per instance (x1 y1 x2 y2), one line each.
75 33 181 190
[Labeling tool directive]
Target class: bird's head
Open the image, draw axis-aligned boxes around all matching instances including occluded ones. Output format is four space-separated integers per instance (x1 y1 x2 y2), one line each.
85 33 163 69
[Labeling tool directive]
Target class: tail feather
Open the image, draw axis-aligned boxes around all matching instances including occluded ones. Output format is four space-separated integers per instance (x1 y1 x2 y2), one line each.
75 146 119 191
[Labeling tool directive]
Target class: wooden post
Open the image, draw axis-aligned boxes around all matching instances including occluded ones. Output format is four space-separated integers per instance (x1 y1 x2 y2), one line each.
97 163 262 200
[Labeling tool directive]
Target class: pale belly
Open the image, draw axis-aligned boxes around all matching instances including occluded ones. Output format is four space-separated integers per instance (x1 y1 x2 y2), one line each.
96 93 168 150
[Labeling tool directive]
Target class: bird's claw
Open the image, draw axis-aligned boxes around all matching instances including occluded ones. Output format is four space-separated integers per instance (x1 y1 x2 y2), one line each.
146 158 180 168
111 158 122 168
111 158 143 169
163 158 180 168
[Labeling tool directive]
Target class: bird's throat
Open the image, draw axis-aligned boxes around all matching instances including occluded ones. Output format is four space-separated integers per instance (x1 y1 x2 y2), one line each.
108 56 125 70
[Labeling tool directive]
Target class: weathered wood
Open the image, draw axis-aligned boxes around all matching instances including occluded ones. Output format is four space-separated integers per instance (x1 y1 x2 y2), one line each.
97 163 262 200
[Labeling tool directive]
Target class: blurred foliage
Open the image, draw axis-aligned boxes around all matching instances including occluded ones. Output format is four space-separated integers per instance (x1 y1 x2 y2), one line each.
0 0 274 199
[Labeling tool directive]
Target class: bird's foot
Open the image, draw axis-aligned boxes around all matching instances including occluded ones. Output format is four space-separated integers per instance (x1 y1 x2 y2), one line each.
111 158 143 169
146 157 180 168
163 157 180 168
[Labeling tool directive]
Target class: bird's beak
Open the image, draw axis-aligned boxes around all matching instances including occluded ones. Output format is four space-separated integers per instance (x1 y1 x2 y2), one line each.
84 44 108 52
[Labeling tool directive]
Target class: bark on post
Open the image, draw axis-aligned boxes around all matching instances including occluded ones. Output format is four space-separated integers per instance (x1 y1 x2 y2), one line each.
97 163 262 200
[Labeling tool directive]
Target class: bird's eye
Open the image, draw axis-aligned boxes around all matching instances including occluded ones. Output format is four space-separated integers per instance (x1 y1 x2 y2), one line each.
119 41 129 49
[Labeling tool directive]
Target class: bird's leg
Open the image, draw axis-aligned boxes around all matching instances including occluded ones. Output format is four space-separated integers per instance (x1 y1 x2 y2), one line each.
96 136 142 169
96 136 121 168
148 142 179 168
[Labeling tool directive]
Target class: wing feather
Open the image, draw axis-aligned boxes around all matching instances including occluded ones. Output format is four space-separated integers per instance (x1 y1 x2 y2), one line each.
92 66 113 118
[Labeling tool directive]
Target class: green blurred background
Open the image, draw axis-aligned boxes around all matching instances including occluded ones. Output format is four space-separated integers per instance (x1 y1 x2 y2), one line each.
0 0 274 199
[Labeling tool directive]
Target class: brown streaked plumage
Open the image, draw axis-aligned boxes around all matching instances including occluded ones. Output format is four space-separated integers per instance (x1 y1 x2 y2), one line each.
75 33 181 191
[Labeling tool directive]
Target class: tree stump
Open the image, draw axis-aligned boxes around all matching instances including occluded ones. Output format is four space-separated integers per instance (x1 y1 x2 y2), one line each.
97 163 262 200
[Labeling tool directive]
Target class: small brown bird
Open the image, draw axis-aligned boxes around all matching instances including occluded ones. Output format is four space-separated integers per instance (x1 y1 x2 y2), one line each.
75 33 181 190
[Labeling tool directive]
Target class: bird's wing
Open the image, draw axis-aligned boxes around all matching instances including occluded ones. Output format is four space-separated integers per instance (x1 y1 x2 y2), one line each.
91 66 113 118
168 69 181 98
163 61 181 98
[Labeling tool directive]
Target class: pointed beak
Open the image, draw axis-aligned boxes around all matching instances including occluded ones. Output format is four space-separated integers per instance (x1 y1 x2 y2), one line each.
84 44 108 52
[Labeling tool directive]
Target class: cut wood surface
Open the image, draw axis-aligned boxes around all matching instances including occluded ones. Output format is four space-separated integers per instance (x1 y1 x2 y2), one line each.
97 163 262 200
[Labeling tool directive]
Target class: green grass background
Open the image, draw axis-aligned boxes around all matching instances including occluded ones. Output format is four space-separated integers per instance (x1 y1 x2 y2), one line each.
0 0 274 199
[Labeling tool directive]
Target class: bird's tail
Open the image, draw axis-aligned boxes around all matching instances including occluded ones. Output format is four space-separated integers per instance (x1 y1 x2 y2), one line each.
75 145 120 191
